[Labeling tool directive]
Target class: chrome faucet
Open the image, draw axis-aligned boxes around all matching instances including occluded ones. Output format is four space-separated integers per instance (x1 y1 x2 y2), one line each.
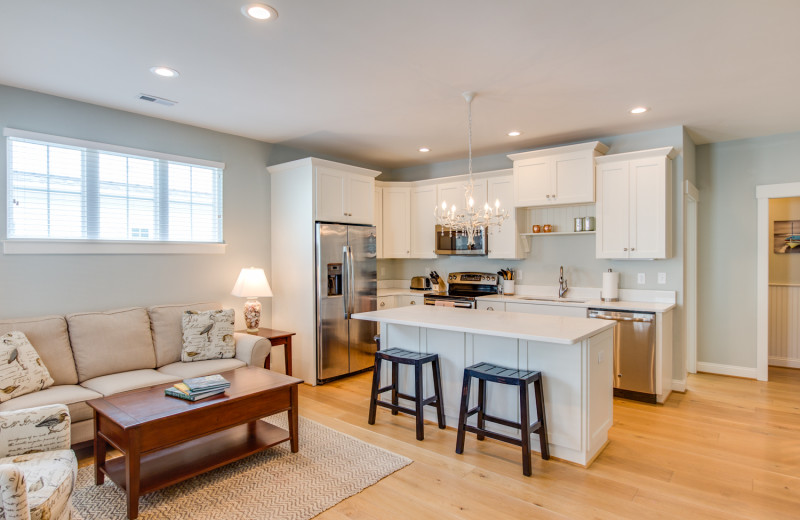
558 266 569 298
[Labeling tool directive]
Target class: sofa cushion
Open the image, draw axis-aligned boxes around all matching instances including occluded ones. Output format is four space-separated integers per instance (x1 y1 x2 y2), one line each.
148 302 221 367
0 385 102 423
80 369 179 397
0 315 78 386
158 358 246 379
181 309 236 362
0 331 55 402
67 307 156 382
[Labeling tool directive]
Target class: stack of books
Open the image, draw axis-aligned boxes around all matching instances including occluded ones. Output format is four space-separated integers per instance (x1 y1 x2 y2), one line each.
165 374 231 401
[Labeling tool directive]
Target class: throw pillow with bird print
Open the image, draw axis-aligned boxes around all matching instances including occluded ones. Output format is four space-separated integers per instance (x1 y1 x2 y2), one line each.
180 309 236 362
0 331 54 403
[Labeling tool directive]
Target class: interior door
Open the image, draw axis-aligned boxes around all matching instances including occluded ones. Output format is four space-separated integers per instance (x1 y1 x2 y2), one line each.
316 223 349 381
348 225 378 372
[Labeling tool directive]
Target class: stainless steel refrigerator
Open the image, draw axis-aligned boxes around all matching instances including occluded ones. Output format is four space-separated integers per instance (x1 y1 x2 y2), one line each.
315 223 377 383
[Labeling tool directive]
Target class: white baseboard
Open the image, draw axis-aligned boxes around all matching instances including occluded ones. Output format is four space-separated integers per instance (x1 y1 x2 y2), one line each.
671 379 686 392
769 356 800 369
696 362 757 379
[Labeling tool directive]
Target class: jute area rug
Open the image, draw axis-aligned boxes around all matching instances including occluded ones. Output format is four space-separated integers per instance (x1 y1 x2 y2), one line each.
72 415 412 519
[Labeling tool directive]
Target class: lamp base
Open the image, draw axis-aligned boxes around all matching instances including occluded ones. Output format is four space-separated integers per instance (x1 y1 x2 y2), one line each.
243 298 262 332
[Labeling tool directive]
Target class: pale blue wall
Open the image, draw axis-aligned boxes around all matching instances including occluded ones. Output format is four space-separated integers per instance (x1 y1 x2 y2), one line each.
0 85 376 323
696 131 800 368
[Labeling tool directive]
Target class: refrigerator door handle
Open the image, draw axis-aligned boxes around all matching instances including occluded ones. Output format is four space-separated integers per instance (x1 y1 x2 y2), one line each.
343 246 350 319
347 245 355 316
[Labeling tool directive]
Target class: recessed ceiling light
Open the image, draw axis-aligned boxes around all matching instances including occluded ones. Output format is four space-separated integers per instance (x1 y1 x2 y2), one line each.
630 106 648 114
242 3 278 20
507 131 522 137
150 66 179 78
419 147 431 153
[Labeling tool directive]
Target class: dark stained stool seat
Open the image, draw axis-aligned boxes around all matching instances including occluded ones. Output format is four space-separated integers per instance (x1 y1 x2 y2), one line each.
368 339 445 441
455 362 550 476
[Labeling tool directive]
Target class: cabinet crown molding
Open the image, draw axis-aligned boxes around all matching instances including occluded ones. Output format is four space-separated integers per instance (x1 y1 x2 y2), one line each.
594 147 677 164
266 157 381 178
507 141 609 161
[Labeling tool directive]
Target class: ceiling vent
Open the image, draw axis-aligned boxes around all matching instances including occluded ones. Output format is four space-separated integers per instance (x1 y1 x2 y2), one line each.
138 93 177 106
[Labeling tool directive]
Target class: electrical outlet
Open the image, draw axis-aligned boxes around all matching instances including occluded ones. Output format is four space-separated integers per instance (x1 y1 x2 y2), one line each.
516 269 523 282
598 350 605 364
637 273 646 284
658 272 667 284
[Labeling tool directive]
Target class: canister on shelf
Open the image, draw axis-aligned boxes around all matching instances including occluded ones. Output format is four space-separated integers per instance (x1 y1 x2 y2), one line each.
574 217 584 232
583 216 596 231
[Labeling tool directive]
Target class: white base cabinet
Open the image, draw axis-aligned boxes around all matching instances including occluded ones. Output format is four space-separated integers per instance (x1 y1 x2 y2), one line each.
595 147 675 259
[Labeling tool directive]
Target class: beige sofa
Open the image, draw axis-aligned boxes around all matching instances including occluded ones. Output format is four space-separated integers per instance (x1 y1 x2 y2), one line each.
0 302 270 445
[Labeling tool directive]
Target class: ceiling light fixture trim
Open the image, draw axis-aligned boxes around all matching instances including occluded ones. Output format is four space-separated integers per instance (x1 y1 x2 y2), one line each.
507 131 522 137
419 147 431 153
150 66 179 78
630 106 649 114
241 3 278 20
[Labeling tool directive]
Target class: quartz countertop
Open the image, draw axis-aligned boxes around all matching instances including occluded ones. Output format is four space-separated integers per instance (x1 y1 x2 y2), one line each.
352 305 615 345
477 294 676 313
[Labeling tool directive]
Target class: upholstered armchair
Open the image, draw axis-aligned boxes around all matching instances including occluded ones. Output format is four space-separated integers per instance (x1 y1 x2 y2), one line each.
0 405 77 520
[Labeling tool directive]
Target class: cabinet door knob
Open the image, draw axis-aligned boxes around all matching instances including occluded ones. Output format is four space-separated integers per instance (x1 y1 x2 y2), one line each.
546 194 550 199
487 306 494 311
380 302 385 307
410 301 416 305
631 247 635 251
624 248 628 251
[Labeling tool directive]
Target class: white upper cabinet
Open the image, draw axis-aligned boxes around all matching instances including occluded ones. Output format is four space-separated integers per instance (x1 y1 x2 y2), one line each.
595 147 675 259
508 141 608 207
374 186 383 259
437 179 487 213
410 185 437 258
315 164 376 224
487 174 523 259
382 186 411 258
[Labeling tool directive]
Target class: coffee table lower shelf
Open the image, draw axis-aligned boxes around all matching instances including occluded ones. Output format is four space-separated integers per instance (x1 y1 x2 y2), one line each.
100 420 288 495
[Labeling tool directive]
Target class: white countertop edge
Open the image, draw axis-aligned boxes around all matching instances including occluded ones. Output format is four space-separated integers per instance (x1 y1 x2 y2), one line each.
353 307 616 345
477 294 676 313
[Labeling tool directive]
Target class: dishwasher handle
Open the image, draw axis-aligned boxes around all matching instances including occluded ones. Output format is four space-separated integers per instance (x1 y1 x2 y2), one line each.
588 310 654 323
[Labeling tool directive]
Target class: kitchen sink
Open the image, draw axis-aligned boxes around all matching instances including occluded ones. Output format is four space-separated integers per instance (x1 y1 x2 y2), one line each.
516 296 589 303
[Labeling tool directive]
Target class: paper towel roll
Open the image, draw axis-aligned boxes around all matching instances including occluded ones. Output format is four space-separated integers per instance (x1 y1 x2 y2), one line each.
602 270 619 302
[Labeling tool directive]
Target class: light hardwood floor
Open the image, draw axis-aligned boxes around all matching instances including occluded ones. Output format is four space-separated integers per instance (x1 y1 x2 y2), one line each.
299 367 800 520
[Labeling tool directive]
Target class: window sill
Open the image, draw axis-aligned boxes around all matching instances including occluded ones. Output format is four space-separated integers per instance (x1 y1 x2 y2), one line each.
3 239 227 255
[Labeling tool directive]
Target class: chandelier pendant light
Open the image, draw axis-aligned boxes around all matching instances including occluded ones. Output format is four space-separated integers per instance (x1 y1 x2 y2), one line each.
434 91 508 247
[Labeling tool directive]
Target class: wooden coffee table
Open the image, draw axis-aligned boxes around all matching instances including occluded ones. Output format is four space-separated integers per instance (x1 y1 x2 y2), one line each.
87 366 303 519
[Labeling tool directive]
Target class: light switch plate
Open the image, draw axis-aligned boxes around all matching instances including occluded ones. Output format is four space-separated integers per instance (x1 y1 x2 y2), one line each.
637 273 646 284
658 272 667 284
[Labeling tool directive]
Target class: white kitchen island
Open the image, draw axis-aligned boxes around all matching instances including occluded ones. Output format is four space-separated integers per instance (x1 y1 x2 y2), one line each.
352 305 616 467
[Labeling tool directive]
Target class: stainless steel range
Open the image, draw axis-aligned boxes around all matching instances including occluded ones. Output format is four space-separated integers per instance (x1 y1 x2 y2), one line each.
423 272 498 308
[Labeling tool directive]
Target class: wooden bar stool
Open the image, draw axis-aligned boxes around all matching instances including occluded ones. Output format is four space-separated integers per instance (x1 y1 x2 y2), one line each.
455 362 550 476
368 343 446 441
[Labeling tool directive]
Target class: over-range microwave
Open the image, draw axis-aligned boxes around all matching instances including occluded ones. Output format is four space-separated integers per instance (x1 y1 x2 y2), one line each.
434 225 488 255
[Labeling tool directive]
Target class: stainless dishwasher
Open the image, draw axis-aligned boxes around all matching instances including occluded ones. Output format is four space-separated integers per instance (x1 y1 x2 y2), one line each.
587 308 657 403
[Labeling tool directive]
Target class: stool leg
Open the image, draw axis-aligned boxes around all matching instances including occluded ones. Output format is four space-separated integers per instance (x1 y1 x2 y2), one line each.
414 363 424 441
455 371 471 454
432 358 446 429
476 378 486 441
533 377 550 460
519 381 532 477
391 362 399 415
368 356 382 425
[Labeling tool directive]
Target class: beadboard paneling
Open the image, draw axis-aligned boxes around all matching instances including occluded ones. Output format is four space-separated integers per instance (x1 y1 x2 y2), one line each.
769 284 800 368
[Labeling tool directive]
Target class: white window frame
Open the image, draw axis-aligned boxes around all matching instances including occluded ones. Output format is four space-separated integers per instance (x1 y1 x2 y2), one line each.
3 128 227 255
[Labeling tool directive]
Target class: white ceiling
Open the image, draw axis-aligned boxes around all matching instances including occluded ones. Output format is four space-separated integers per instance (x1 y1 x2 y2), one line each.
1 0 799 169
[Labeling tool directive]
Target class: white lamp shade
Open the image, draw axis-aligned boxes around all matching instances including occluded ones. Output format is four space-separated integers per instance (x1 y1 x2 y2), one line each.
231 267 273 298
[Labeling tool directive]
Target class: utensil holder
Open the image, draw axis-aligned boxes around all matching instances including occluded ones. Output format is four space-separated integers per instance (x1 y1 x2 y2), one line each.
502 280 515 295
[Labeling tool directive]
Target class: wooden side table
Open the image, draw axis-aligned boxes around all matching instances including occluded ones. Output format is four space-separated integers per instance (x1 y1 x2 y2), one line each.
240 328 295 376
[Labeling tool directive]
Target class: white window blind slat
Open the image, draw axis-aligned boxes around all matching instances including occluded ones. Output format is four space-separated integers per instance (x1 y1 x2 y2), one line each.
6 135 223 244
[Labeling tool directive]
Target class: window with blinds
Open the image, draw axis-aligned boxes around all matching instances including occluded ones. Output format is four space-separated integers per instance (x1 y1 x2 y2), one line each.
5 130 223 244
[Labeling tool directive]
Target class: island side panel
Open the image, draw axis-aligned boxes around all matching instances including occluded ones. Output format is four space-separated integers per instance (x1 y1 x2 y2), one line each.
588 328 614 458
422 328 468 423
467 334 522 427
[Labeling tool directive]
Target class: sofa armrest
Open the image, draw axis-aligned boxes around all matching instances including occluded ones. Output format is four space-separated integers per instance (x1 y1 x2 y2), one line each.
234 333 270 368
0 404 71 458
0 464 30 520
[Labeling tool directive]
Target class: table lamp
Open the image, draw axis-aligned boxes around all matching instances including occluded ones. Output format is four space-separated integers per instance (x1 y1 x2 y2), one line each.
231 267 273 332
